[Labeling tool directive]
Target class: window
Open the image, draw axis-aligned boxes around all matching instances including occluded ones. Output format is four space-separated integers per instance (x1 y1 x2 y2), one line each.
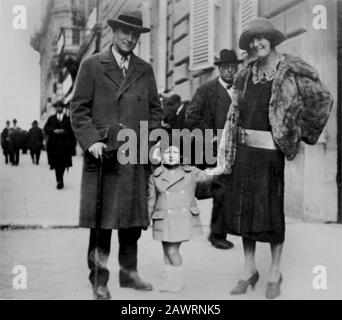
189 0 215 71
236 0 259 50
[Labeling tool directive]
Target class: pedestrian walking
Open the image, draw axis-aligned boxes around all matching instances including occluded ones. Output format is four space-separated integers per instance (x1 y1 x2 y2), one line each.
44 101 76 189
217 18 333 299
185 49 243 250
8 119 21 166
27 120 44 165
70 9 162 300
148 139 222 293
1 120 11 164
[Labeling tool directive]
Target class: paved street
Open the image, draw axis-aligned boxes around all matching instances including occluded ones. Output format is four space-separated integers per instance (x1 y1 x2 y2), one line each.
1 152 342 300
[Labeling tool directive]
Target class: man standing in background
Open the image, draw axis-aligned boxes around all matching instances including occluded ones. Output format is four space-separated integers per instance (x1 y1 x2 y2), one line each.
27 120 44 165
44 102 76 190
1 121 11 164
8 119 21 166
186 49 242 250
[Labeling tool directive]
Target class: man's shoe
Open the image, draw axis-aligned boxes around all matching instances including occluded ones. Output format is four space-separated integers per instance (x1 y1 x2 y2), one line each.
93 285 111 300
56 180 64 190
208 234 234 249
119 270 153 291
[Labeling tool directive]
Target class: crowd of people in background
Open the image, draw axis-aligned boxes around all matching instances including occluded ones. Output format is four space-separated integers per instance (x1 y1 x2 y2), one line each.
1 119 44 166
1 101 76 191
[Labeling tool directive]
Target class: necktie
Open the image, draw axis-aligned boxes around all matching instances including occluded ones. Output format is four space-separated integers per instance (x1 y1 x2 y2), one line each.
226 84 233 90
119 56 128 77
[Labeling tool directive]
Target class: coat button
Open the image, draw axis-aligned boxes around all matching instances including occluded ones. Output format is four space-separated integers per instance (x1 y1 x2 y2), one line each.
166 191 170 195
168 209 172 214
182 208 187 213
180 190 185 194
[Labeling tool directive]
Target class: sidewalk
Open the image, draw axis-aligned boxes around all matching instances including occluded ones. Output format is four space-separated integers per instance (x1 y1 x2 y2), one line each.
1 153 342 300
0 151 81 227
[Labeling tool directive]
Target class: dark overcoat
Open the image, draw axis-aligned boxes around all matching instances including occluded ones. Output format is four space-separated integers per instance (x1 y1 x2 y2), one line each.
185 78 233 234
185 78 232 132
1 127 10 154
44 115 76 169
27 126 44 153
70 46 162 230
8 127 22 153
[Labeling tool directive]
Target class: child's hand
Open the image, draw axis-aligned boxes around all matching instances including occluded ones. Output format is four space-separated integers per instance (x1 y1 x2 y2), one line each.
151 141 161 163
205 166 225 176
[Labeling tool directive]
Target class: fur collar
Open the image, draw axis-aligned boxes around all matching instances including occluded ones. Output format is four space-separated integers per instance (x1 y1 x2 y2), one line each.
234 54 320 93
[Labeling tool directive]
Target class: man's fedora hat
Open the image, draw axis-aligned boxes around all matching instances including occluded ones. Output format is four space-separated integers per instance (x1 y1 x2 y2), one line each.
239 17 286 51
107 10 150 33
214 49 243 65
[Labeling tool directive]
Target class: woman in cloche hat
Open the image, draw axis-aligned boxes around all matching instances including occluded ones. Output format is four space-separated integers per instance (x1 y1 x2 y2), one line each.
217 17 332 299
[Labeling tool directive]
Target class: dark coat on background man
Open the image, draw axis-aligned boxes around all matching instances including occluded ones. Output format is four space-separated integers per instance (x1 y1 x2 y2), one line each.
8 127 22 153
185 78 232 132
44 114 76 169
70 46 162 230
185 78 233 235
1 127 10 155
27 126 44 153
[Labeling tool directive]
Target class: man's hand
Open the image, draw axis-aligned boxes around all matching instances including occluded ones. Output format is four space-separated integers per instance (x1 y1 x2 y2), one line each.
88 142 107 159
53 129 65 134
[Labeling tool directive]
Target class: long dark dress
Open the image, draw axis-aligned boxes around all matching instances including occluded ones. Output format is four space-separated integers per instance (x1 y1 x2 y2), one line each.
225 77 285 244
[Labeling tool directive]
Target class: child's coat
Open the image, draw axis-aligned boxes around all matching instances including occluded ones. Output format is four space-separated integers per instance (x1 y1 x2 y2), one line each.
148 165 213 242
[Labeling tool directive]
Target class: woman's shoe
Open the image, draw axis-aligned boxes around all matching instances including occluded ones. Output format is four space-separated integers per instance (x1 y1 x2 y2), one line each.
265 273 283 299
230 271 259 295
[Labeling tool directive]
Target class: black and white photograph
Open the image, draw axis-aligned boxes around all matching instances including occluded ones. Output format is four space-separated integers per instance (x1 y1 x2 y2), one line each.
0 0 341 304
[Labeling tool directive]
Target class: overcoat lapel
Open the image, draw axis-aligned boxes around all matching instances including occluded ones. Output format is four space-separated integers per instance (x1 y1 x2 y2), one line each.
216 80 231 107
99 46 123 88
117 54 145 98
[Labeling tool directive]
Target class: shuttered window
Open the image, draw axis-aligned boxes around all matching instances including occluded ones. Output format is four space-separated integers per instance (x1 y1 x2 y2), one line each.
237 0 259 47
189 0 215 71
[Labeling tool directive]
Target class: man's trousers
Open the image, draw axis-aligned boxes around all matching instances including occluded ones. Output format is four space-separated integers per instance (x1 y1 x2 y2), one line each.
87 227 142 286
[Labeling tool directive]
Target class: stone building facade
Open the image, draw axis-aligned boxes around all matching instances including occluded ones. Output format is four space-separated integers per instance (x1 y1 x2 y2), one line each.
31 0 97 121
33 0 341 223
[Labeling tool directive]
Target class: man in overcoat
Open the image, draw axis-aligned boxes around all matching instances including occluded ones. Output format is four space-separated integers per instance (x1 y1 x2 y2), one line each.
1 121 11 164
8 119 22 166
185 49 242 250
27 120 44 165
44 102 76 189
70 10 162 299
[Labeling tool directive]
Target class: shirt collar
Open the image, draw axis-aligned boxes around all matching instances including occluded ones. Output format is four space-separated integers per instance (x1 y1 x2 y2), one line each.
218 77 232 90
111 46 131 68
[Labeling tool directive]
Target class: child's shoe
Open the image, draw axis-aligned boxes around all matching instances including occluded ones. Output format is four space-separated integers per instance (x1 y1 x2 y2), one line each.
159 265 173 292
169 266 184 293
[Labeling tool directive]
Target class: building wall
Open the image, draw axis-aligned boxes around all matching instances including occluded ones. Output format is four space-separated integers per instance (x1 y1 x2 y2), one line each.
33 0 96 121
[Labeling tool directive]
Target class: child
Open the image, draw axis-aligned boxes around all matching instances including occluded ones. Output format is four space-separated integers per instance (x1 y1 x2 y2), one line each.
148 142 223 293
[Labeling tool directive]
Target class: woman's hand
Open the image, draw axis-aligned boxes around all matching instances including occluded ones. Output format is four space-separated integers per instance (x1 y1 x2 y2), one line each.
205 166 225 176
